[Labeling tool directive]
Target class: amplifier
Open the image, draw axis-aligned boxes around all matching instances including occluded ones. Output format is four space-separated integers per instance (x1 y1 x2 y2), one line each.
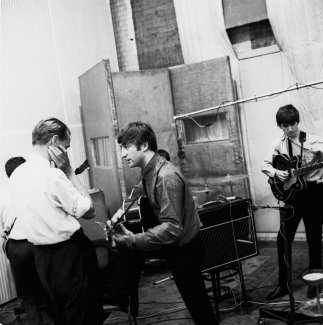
197 198 258 272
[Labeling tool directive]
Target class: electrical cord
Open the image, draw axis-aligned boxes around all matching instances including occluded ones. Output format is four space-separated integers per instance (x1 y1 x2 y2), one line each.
185 101 227 128
308 85 323 90
139 300 184 304
144 317 192 325
103 305 188 324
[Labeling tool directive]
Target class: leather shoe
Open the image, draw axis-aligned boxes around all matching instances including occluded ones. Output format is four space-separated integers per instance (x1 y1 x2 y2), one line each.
307 285 317 299
266 286 288 300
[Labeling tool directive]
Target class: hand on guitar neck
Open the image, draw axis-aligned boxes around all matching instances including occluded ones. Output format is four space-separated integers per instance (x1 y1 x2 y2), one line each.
106 210 136 247
106 208 126 247
106 195 142 246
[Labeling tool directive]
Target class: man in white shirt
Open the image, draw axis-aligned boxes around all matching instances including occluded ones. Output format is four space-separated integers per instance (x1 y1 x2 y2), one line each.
1 156 52 325
261 104 323 300
8 118 102 325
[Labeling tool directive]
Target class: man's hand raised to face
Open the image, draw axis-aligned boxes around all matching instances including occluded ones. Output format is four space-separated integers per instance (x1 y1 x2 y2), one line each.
48 145 72 176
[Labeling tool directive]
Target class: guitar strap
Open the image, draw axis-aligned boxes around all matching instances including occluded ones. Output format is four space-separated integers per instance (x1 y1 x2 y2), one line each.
287 131 306 166
299 131 306 166
287 138 293 158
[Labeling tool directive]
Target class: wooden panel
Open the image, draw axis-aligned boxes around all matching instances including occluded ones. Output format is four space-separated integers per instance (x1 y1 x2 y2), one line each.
169 57 250 203
223 0 268 29
78 190 109 241
170 57 233 115
112 69 178 195
79 60 122 215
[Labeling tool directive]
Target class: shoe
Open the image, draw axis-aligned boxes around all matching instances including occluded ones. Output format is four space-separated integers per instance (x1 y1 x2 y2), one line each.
266 286 288 300
307 285 317 299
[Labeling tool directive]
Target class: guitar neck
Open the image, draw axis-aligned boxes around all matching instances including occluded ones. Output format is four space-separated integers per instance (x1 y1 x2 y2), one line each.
294 162 323 176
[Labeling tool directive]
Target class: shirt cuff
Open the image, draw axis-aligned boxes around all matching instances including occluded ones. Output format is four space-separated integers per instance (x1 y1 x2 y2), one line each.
134 233 146 251
72 196 92 218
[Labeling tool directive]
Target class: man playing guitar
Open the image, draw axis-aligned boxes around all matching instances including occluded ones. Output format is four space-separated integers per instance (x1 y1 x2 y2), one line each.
261 104 323 300
110 121 217 325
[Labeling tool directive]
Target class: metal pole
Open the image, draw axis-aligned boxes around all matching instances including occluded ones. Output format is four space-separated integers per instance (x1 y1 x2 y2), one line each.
173 80 323 120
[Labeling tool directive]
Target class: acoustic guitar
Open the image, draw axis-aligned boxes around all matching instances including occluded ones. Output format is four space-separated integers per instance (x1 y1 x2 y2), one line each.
107 195 157 239
269 154 323 202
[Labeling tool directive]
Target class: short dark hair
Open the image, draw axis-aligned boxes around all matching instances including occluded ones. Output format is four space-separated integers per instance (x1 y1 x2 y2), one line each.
276 104 300 126
32 118 70 145
157 149 170 161
5 156 26 178
117 121 157 152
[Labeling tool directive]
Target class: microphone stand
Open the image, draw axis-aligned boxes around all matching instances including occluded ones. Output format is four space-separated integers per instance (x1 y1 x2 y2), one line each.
257 206 320 325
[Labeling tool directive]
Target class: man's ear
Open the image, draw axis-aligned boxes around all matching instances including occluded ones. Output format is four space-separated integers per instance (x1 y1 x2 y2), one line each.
141 142 149 152
49 135 58 146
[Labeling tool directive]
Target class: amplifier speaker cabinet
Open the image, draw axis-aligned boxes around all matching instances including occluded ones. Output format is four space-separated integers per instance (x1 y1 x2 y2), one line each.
197 198 258 272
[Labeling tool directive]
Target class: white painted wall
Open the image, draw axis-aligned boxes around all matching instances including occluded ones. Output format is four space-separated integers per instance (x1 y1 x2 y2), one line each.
0 0 118 187
238 51 306 236
0 0 118 304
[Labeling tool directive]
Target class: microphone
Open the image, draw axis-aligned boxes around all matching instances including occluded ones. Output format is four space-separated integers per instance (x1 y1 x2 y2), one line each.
75 160 89 175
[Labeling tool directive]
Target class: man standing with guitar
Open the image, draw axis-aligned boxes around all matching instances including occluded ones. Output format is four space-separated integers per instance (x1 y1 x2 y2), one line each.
261 104 323 300
111 121 217 325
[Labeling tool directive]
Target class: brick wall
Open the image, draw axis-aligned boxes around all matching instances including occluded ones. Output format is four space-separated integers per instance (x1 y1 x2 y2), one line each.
131 0 184 69
110 0 139 71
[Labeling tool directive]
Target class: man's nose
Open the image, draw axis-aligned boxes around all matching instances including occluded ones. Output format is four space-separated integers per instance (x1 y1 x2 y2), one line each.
121 147 127 157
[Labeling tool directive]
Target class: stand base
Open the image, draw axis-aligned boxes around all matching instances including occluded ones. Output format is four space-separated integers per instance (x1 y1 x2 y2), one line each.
258 307 323 325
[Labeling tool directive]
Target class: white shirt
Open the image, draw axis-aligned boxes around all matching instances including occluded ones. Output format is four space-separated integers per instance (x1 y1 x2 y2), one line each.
8 153 91 245
261 131 323 182
0 185 26 240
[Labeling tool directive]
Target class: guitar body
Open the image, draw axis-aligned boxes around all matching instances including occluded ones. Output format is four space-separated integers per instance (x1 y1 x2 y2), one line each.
121 196 157 233
269 154 306 202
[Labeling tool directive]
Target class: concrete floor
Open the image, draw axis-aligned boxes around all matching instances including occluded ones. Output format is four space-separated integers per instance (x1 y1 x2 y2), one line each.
105 240 322 325
1 240 322 325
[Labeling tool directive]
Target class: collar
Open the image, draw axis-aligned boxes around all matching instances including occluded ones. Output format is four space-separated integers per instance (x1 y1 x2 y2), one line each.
27 153 50 167
141 153 159 178
281 130 302 142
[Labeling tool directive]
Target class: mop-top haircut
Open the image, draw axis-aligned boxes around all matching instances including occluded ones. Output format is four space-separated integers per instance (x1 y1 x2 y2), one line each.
117 121 157 152
32 118 70 145
5 156 26 178
276 104 300 126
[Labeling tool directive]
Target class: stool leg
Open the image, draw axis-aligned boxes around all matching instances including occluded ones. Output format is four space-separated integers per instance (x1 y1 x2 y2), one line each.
237 261 248 313
210 271 220 321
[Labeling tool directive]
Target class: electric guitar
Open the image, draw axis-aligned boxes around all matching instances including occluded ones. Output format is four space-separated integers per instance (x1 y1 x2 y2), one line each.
269 154 323 202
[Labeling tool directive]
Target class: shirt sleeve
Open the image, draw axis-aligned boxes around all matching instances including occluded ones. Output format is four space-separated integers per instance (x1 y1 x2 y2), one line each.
135 172 184 251
261 139 281 178
48 169 92 218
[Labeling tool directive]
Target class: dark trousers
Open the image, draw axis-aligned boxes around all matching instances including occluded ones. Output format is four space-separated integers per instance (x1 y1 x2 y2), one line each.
34 229 102 325
7 239 48 325
165 233 218 325
277 182 322 286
